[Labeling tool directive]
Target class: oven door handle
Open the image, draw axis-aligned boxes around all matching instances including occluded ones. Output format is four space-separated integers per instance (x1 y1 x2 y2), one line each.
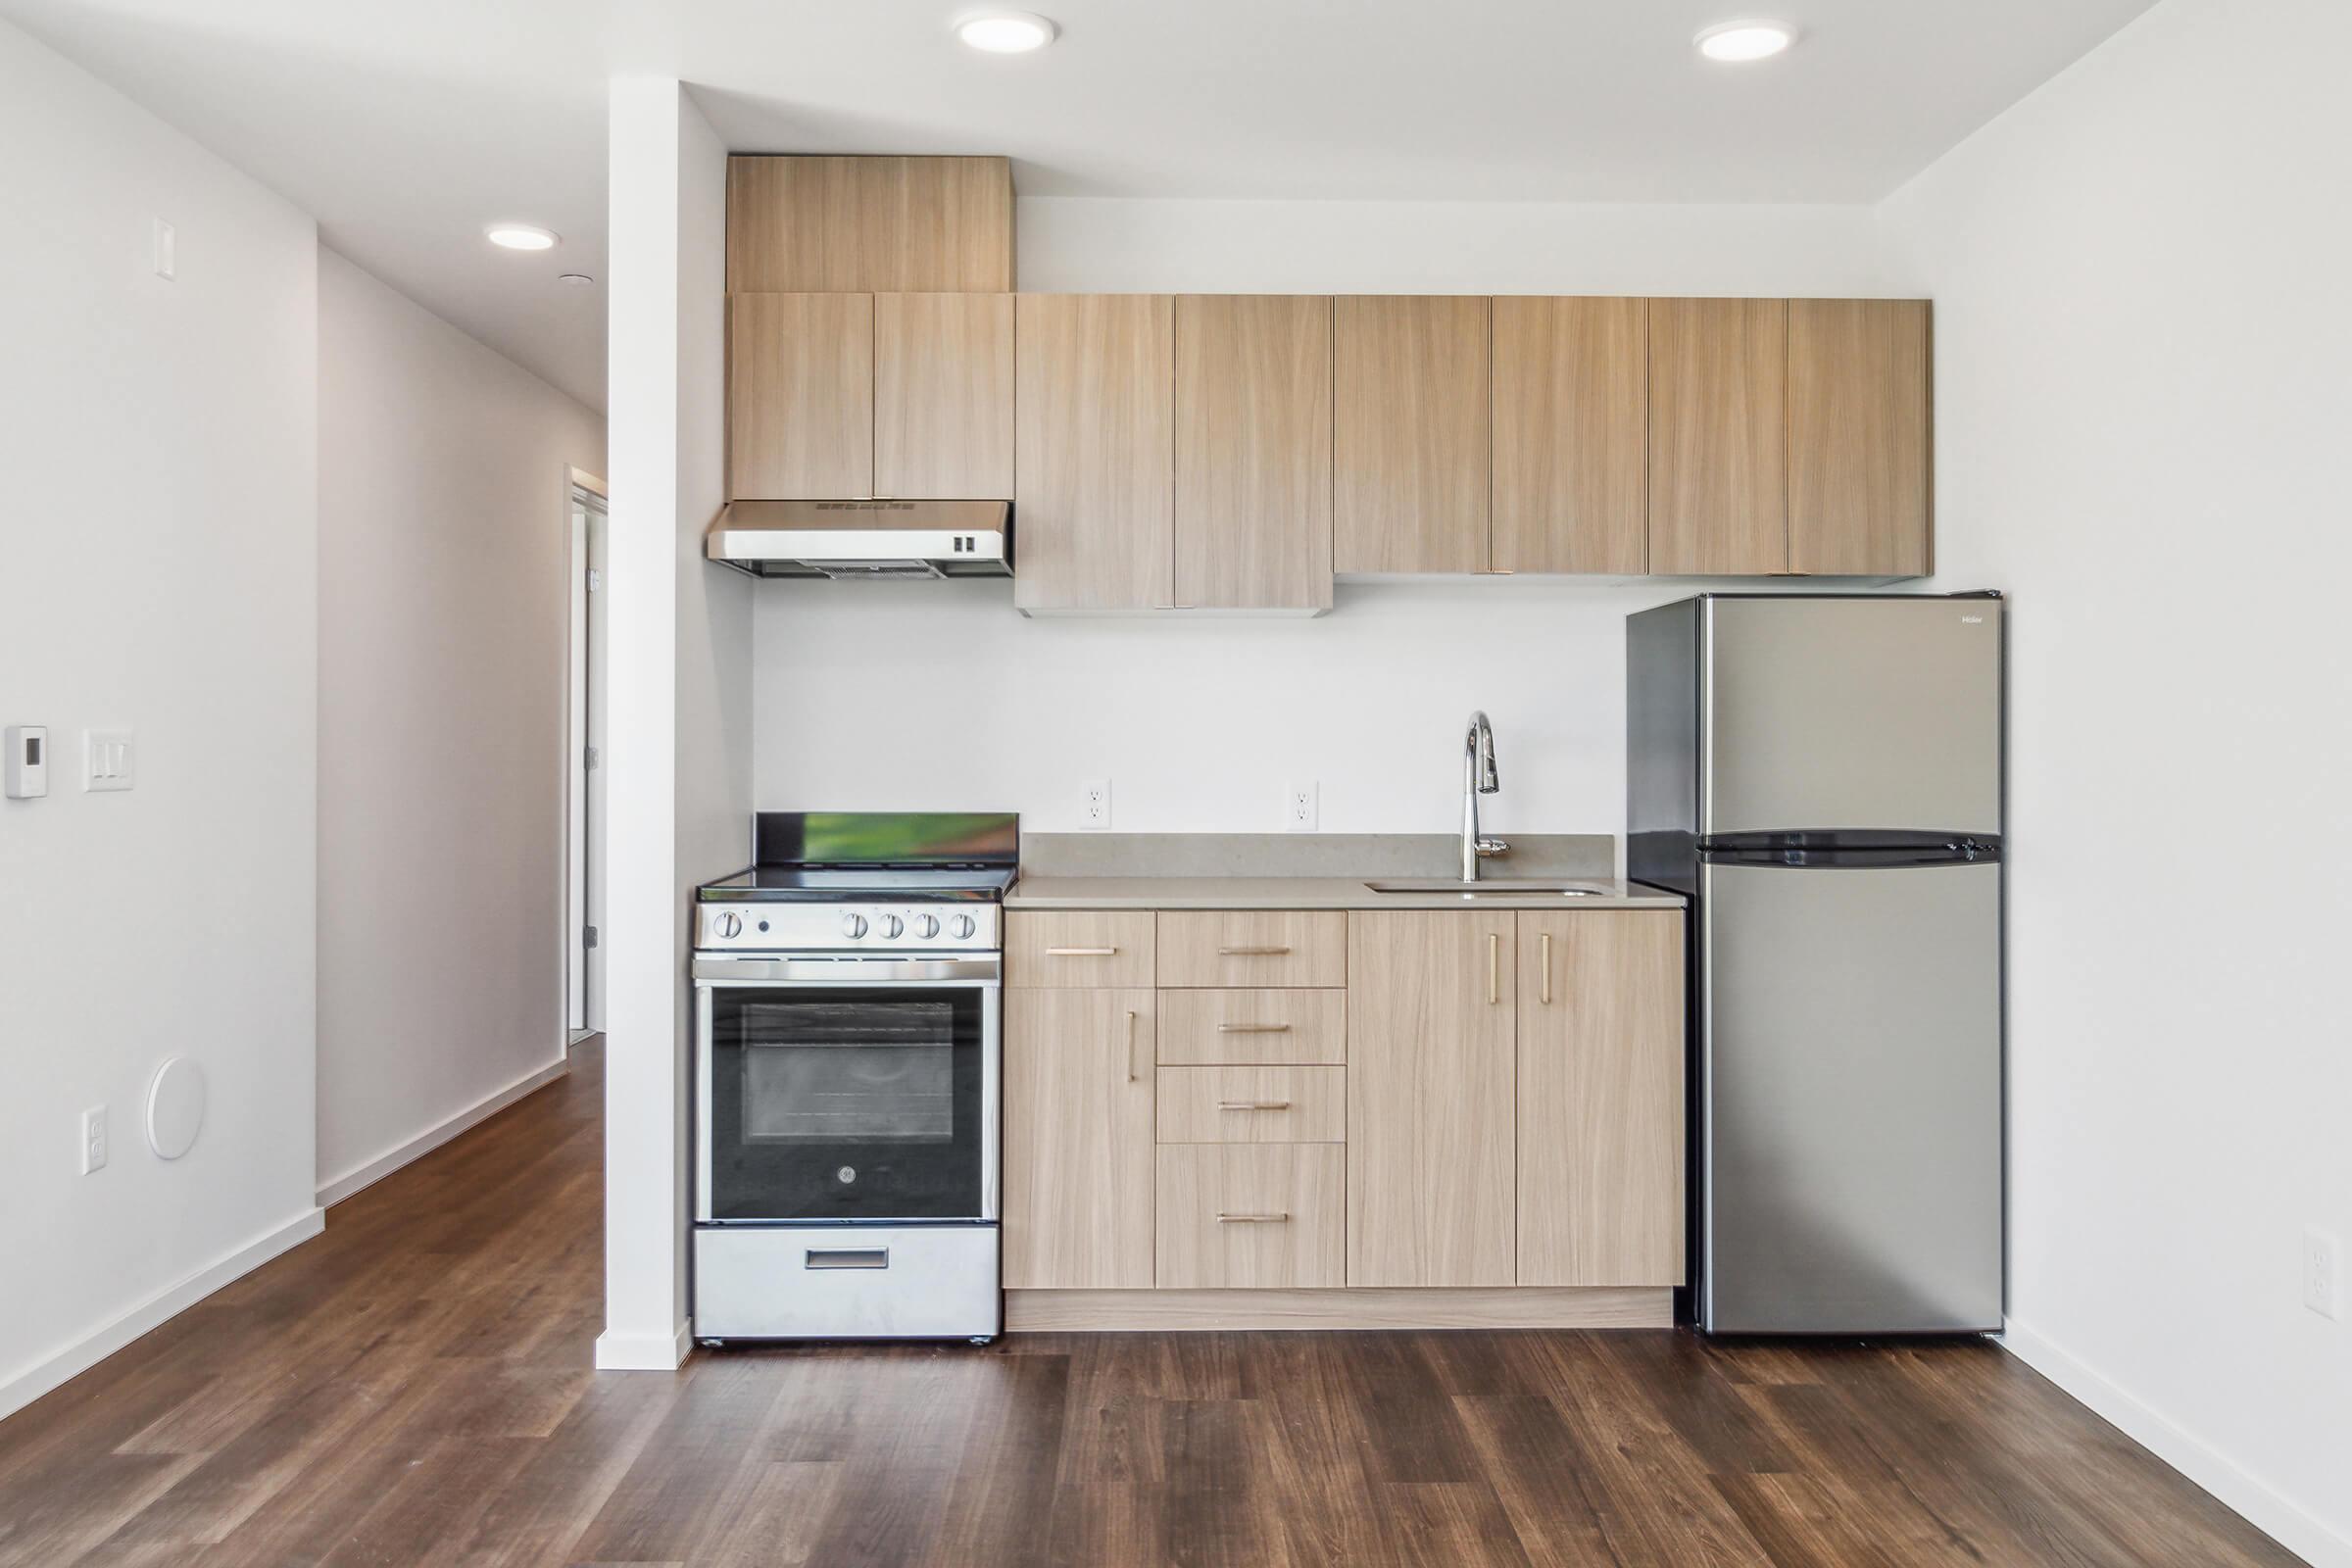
694 956 1003 985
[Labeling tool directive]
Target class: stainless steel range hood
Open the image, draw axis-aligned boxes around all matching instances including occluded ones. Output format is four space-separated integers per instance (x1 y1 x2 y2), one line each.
705 500 1012 580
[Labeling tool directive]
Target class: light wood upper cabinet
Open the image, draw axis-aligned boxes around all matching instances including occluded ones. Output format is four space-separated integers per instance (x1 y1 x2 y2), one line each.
727 293 874 500
1174 295 1335 610
1492 297 1649 574
726 156 1013 294
1516 911 1686 1288
1004 987 1157 1289
1014 294 1176 612
1346 910 1517 1287
873 293 1014 500
1648 297 1788 575
1333 296 1492 575
1788 299 1932 577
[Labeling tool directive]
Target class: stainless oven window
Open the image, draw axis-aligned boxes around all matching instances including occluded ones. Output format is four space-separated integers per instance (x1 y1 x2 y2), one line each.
740 1000 956 1144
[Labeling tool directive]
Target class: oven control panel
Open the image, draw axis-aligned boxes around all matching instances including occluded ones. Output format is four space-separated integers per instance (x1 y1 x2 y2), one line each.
695 902 1000 953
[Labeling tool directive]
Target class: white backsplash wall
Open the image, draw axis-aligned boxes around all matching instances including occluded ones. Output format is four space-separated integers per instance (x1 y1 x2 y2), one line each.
753 578 1703 837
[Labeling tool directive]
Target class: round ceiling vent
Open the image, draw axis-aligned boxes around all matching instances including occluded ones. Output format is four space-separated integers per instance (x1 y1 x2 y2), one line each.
146 1056 207 1160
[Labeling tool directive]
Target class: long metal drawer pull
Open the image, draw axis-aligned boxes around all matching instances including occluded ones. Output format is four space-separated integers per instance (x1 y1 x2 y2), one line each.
1048 946 1118 956
1541 931 1552 1005
805 1248 889 1270
1216 1212 1292 1224
1125 1009 1140 1082
1215 1022 1292 1034
1489 932 1501 1004
1218 945 1293 956
1217 1100 1293 1111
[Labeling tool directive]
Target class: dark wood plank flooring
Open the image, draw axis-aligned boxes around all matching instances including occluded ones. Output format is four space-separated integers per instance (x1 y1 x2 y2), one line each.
0 1040 2298 1567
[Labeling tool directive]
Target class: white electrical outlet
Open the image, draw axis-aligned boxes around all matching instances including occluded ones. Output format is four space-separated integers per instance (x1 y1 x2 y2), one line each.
1287 781 1318 831
81 1105 108 1175
83 729 135 792
2305 1227 2341 1320
1080 778 1111 829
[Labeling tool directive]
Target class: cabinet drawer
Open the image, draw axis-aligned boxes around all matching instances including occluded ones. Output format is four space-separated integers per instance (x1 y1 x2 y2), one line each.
1157 1066 1346 1145
1156 910 1347 988
1158 989 1346 1065
1155 1145 1345 1289
1007 910 1155 988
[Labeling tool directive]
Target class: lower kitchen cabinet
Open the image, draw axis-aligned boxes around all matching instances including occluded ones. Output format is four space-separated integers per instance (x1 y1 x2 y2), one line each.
1004 988 1157 1288
1156 1144 1345 1289
1516 911 1687 1286
1345 910 1518 1287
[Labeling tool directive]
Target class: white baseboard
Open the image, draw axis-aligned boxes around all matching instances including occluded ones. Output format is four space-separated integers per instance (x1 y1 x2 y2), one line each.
2000 1319 2348 1568
595 1321 692 1371
0 1206 324 1422
316 1053 571 1208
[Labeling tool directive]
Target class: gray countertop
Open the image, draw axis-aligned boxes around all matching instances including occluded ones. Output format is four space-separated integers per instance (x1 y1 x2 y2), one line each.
1004 874 1685 911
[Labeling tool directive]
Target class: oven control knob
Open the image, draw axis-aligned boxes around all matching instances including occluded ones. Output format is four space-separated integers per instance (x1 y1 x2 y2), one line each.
910 913 941 940
949 913 978 941
840 913 868 939
877 914 905 939
713 911 743 939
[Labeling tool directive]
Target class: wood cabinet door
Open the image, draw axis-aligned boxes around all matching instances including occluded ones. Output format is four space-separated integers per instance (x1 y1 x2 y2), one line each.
1788 299 1932 577
1345 911 1516 1286
1004 988 1157 1288
1174 295 1334 610
1648 298 1788 575
1014 295 1176 611
1492 296 1649 574
1516 912 1686 1286
728 293 873 500
874 293 1014 499
726 155 1013 294
1333 296 1492 575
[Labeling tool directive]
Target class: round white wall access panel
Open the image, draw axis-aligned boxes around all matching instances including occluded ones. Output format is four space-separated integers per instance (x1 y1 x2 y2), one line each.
145 1056 207 1159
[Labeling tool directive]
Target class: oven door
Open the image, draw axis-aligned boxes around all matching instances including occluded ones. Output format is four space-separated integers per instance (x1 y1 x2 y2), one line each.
695 955 1000 1224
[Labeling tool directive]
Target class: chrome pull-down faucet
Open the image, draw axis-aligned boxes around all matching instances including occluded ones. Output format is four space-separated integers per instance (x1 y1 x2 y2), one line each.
1462 710 1509 881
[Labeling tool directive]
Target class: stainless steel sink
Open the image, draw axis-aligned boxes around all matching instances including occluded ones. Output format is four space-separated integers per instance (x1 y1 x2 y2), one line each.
1363 879 1611 898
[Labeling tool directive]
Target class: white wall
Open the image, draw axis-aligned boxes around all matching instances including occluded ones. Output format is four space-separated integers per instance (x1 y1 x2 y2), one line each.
600 77 743 1371
0 19 320 1415
315 248 605 1203
1878 1 2352 1560
753 199 1896 833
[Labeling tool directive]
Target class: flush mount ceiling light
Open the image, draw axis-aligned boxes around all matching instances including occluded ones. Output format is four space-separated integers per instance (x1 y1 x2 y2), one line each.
1694 19 1799 62
558 272 595 285
485 222 559 251
955 10 1057 53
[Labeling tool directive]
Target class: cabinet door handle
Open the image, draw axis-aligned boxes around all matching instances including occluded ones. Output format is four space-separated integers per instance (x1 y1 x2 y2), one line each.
1048 946 1118 956
1541 931 1552 1006
1216 1212 1291 1224
1216 1022 1292 1034
1217 1100 1293 1111
1124 1009 1141 1081
1489 932 1501 1004
1218 945 1292 956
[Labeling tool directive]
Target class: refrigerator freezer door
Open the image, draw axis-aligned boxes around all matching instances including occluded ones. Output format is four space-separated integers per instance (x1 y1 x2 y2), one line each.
1700 858 2001 1332
1702 597 2001 838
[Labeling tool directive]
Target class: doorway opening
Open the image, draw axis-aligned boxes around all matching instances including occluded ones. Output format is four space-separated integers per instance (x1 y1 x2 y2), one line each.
566 471 609 1044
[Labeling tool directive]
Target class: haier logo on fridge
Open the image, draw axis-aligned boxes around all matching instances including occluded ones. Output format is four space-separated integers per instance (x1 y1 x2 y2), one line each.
1960 614 1985 624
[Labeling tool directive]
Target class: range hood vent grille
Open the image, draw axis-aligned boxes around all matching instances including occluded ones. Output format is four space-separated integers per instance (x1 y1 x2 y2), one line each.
705 499 1011 580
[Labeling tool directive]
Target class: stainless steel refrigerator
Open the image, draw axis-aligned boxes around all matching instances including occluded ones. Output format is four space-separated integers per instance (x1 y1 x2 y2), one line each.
1628 593 2003 1334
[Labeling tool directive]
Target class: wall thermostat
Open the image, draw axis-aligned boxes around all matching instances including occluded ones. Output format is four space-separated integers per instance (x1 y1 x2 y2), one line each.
5 726 47 799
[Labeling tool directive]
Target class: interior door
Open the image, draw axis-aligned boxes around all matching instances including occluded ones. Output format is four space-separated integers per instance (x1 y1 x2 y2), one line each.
1700 858 2002 1332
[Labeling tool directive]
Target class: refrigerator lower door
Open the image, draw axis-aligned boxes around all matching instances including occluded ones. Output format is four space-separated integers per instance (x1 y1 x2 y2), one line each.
1699 858 2001 1333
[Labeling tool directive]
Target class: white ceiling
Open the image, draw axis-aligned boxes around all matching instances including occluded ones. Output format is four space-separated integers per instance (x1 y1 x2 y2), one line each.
2 0 2159 413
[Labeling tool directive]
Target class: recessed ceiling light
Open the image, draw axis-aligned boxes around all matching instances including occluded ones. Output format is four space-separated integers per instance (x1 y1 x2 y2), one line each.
558 272 595 285
485 222 559 251
955 10 1056 53
1694 20 1798 62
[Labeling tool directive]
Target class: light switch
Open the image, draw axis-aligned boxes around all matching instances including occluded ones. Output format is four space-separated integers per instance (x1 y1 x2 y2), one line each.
153 218 175 280
5 726 47 799
83 729 135 792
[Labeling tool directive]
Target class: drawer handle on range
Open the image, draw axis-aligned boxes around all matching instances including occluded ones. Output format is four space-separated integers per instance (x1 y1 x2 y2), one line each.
1217 1212 1291 1224
1218 945 1293 956
806 1248 889 1270
1217 1100 1292 1111
1125 1009 1141 1082
1216 1022 1292 1034
1047 946 1118 956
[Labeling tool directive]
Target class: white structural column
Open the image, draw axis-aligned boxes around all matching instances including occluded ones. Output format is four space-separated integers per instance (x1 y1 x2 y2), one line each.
598 77 745 1370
